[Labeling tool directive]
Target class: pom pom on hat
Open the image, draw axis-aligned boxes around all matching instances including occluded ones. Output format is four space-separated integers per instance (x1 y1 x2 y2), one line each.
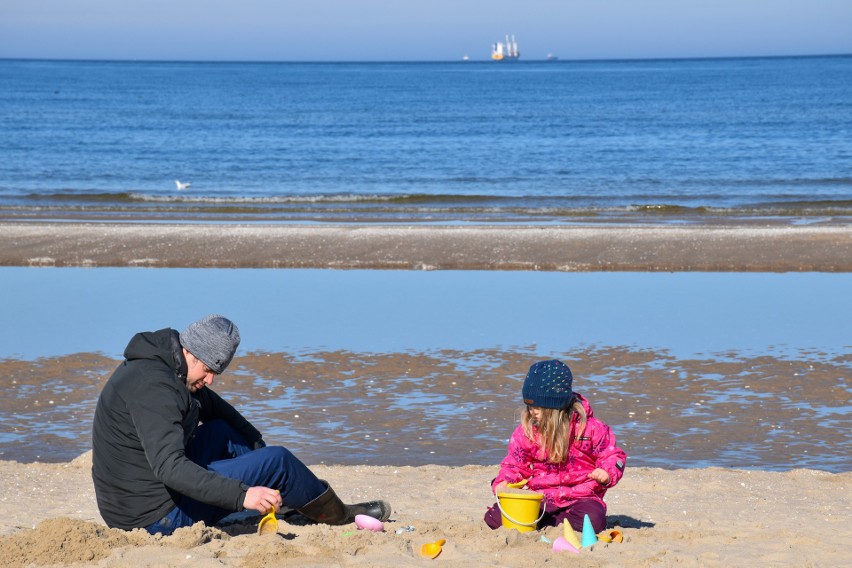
179 314 240 374
522 359 574 409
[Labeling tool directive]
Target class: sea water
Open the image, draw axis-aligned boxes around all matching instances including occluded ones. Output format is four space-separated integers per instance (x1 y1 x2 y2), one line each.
0 56 850 223
1 267 849 360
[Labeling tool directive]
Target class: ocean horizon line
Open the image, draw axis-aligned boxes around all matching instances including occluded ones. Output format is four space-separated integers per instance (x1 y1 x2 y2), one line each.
1 52 850 66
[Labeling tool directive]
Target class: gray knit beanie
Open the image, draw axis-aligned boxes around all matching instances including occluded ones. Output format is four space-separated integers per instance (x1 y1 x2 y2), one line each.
179 314 241 374
522 359 574 409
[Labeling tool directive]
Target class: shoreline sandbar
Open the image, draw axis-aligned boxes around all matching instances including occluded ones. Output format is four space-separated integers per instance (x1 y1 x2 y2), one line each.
1 222 851 271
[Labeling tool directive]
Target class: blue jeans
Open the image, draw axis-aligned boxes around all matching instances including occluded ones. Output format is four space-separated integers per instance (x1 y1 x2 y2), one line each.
145 419 326 535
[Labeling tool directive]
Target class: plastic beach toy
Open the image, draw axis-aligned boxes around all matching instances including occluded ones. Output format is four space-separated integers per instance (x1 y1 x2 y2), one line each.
581 514 597 547
597 528 624 543
496 490 545 532
552 536 579 554
354 514 384 532
258 508 277 535
419 539 446 559
506 479 529 489
257 490 280 535
562 519 582 549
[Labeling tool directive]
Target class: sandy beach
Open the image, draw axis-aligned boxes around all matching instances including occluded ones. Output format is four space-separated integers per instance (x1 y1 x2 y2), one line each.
1 221 851 271
1 220 850 566
1 451 849 567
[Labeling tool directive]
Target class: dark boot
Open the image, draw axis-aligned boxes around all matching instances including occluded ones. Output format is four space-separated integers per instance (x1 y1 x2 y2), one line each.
297 480 391 525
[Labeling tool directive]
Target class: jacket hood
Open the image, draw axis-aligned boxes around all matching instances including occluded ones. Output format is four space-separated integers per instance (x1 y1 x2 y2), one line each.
574 392 594 419
123 328 187 378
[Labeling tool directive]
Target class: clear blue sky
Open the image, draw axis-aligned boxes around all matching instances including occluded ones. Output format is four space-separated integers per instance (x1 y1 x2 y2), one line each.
2 0 850 62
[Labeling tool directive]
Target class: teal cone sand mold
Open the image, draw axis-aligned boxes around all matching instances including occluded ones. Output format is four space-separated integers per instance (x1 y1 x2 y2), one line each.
581 514 597 547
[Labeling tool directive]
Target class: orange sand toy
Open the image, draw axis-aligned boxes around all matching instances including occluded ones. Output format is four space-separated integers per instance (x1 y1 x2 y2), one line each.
419 539 446 559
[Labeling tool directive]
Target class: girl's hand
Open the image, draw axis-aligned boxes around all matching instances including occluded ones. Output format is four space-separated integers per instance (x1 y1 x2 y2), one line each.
493 481 508 495
588 468 611 486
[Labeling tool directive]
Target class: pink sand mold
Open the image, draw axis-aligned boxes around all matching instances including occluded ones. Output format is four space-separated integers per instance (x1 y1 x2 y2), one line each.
354 514 384 532
552 536 579 553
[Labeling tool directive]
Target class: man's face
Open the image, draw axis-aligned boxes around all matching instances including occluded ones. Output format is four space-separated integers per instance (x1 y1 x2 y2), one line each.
185 352 217 392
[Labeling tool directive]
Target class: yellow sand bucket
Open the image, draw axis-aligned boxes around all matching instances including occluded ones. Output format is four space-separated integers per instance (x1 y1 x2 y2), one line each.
496 491 545 532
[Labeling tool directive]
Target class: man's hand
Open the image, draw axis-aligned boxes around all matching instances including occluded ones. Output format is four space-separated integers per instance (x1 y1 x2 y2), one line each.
244 486 283 515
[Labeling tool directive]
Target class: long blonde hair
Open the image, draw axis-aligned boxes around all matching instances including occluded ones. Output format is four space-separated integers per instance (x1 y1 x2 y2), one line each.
521 398 587 464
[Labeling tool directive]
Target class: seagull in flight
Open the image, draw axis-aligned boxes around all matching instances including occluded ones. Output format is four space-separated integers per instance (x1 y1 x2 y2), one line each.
175 180 191 190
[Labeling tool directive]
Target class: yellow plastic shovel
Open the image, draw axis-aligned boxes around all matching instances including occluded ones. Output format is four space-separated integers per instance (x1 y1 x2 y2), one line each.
257 490 280 535
419 538 446 559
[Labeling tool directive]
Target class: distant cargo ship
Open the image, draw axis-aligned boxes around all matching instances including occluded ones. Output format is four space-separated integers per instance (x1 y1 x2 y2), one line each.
491 35 520 61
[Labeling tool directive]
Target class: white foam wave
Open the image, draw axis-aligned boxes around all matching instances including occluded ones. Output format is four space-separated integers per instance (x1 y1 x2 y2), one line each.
128 193 415 204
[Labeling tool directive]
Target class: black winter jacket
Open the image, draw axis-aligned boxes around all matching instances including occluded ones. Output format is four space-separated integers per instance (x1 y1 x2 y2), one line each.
92 328 262 530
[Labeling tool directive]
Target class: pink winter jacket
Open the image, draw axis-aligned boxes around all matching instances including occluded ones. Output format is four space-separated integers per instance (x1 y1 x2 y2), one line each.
491 394 626 510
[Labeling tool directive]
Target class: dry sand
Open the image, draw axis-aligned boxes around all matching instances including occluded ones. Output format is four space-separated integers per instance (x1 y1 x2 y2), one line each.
1 221 851 271
1 451 849 567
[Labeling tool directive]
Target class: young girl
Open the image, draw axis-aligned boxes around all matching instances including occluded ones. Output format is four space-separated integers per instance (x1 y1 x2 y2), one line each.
484 359 626 533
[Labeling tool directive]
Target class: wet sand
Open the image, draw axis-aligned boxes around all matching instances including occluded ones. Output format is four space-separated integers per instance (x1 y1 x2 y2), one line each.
1 221 851 271
3 348 850 471
1 451 849 567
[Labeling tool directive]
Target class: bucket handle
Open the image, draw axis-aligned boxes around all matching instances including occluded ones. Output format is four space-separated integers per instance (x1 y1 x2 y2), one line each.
497 498 546 528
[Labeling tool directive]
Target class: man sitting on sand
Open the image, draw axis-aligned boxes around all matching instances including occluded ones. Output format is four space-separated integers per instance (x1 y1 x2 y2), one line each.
92 314 390 535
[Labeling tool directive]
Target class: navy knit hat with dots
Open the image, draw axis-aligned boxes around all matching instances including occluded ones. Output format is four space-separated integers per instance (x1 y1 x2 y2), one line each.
522 359 574 409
